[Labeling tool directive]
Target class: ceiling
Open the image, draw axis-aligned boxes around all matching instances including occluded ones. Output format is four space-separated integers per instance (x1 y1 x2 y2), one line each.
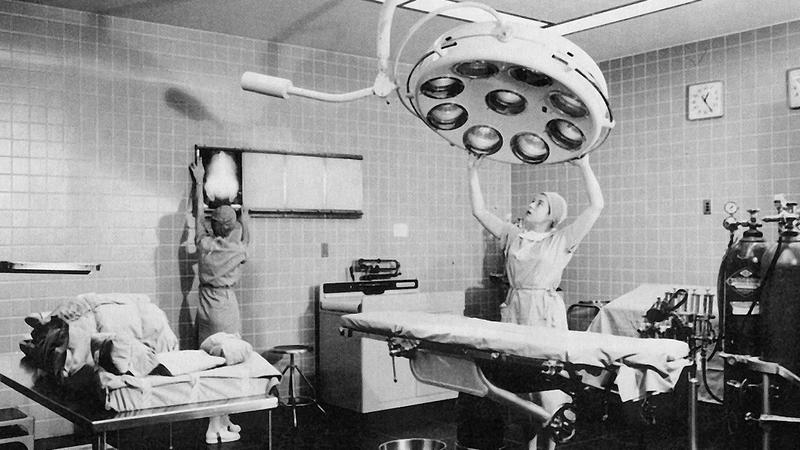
19 0 800 63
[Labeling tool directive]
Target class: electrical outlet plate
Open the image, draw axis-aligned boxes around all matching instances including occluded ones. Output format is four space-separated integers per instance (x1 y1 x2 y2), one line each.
788 68 800 109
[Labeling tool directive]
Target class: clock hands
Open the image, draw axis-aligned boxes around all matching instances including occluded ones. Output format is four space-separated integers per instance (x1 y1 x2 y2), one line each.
701 91 713 111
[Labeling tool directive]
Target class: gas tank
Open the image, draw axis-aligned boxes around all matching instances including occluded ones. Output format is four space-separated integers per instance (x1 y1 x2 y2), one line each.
717 230 768 355
759 229 800 374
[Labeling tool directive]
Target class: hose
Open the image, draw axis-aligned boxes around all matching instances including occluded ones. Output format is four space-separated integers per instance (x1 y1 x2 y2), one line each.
701 353 724 404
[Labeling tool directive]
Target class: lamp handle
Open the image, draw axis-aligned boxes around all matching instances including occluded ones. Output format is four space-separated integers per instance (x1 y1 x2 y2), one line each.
241 72 375 102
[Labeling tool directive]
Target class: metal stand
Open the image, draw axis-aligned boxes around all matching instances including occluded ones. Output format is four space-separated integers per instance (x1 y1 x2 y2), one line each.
719 353 800 450
0 407 34 450
688 351 701 450
272 345 326 428
684 292 717 450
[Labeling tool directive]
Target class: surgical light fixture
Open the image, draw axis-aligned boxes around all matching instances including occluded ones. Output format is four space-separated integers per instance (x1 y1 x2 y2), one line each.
242 0 693 164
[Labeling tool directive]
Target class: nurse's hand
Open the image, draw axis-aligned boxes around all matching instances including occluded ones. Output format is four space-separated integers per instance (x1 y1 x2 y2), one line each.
467 152 484 172
189 161 205 183
569 154 590 169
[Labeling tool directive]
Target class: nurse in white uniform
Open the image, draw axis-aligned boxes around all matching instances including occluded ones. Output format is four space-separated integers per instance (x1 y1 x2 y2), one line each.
468 153 603 449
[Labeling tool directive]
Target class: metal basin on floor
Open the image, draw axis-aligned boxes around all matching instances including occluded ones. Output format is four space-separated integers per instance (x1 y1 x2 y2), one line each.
378 438 447 450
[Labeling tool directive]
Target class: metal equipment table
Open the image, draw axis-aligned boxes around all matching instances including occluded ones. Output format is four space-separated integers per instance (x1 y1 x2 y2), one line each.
0 352 276 450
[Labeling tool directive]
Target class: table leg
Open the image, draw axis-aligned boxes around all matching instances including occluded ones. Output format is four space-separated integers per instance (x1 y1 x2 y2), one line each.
169 422 174 450
268 410 272 450
92 431 106 450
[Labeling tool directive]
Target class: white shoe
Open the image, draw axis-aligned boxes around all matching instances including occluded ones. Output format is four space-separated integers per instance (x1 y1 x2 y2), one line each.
224 416 242 433
205 429 241 444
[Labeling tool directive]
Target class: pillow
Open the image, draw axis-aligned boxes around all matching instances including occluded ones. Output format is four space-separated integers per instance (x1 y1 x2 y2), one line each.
200 332 253 365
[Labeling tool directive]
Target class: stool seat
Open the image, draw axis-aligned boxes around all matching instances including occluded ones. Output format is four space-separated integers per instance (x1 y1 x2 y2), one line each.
271 344 311 355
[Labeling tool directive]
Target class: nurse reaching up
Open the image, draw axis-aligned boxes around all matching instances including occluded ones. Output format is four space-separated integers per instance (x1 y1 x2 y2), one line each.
466 153 603 449
189 159 251 444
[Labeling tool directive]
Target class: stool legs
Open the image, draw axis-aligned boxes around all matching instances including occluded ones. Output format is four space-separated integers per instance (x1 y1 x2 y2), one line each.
279 353 325 428
293 363 326 415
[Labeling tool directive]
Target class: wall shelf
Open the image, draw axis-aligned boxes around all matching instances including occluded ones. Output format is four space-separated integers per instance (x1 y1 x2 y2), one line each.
0 261 101 275
249 209 363 219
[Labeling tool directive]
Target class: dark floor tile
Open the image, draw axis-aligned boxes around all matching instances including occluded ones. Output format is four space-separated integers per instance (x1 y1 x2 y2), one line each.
36 398 738 450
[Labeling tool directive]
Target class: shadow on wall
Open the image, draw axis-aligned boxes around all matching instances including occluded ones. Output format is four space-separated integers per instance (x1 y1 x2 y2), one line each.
156 195 199 351
164 87 218 122
465 229 505 320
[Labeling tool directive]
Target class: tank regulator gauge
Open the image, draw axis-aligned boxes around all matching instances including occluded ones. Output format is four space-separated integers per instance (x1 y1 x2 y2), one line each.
722 201 740 232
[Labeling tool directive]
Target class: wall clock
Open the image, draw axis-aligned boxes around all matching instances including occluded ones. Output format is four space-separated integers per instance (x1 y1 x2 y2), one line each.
787 68 800 109
687 81 724 120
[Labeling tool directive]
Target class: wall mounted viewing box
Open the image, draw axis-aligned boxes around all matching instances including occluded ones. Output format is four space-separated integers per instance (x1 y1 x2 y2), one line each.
196 145 364 219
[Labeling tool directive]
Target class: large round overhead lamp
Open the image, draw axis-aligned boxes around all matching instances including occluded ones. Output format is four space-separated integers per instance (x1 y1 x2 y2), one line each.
240 0 614 165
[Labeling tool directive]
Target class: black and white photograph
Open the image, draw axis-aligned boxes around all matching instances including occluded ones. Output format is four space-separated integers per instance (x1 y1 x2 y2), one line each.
1 1 799 449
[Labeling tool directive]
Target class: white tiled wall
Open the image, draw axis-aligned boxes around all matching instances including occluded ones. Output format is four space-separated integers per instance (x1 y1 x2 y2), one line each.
0 0 509 437
513 20 800 304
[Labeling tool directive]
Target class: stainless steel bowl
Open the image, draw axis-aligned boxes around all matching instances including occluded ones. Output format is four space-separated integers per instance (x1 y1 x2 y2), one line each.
378 438 447 450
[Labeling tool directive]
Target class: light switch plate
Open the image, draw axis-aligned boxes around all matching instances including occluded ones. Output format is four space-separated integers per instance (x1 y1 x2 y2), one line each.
788 68 800 109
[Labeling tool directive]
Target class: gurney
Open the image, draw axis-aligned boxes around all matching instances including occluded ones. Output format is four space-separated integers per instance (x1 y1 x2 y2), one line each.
340 311 690 442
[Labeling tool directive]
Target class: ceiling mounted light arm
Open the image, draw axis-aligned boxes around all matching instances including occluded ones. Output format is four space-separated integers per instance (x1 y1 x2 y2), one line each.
241 0 408 102
391 2 508 84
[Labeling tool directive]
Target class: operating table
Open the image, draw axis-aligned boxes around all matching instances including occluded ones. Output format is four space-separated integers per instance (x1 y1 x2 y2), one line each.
340 311 690 443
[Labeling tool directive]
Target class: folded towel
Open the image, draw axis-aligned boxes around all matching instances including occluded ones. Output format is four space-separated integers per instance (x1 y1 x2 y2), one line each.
156 350 226 376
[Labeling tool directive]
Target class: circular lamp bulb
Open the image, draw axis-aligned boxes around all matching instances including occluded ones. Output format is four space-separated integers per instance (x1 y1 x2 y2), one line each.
420 77 465 99
427 103 468 130
486 90 527 115
463 125 503 155
511 133 549 164
453 60 499 78
548 90 589 117
546 119 585 150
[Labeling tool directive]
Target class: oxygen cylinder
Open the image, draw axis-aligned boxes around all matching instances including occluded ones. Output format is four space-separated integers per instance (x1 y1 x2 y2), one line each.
759 218 800 374
758 208 800 449
717 209 767 356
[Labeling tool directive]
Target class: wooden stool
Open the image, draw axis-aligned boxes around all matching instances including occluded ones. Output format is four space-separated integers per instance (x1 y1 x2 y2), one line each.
271 345 326 427
0 407 34 450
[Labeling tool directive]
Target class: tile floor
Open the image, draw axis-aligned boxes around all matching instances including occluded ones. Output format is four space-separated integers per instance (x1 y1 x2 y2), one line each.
33 391 742 450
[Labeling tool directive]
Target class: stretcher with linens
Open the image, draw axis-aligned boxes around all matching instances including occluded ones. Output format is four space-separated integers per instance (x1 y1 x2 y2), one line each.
340 311 690 443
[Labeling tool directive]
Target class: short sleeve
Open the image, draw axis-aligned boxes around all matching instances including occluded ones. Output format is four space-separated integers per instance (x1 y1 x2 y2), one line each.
498 223 521 254
557 222 584 254
195 219 211 246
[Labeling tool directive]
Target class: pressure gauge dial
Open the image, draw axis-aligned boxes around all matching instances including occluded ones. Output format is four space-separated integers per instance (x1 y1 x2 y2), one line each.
724 201 738 215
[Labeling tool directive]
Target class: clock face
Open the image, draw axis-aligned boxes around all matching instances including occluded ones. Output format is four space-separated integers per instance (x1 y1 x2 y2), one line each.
788 68 800 109
687 81 724 120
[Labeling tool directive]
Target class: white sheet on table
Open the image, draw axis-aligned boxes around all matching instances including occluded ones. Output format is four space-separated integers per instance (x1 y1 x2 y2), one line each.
101 352 281 411
341 311 689 402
